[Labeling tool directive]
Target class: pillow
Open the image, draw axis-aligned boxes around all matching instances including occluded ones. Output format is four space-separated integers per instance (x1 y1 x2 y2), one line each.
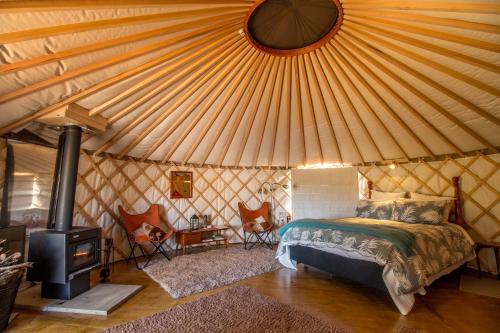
371 190 406 200
409 193 455 222
131 222 166 242
392 200 447 225
355 200 394 220
248 215 269 232
409 192 454 201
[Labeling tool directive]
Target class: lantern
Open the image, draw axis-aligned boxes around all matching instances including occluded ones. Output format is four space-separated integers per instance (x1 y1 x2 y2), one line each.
190 214 200 230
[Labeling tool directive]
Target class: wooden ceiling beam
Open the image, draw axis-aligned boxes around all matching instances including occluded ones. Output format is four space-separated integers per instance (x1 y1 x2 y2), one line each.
151 49 258 163
266 57 287 167
0 16 243 105
285 57 292 169
251 57 283 168
292 57 307 166
233 57 278 167
0 21 241 137
342 1 500 14
92 36 243 155
324 42 437 158
106 33 240 125
0 7 247 44
331 39 457 155
182 54 267 166
304 54 344 163
342 28 500 127
343 22 500 97
209 54 270 167
315 49 409 160
336 38 458 157
343 20 500 74
0 11 244 75
91 25 239 117
347 10 500 34
0 1 253 12
345 16 500 52
305 52 344 164
115 43 251 159
298 55 324 164
336 36 498 153
312 50 384 162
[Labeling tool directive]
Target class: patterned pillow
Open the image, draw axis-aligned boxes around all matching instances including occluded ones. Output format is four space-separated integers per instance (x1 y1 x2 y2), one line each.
392 200 447 225
355 200 394 220
249 216 270 232
131 222 166 242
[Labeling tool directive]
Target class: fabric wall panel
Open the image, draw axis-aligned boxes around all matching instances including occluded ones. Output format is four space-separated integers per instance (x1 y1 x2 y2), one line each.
74 152 291 260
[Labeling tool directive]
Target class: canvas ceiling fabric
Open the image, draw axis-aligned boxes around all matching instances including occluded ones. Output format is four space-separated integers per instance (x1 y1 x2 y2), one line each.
0 1 499 168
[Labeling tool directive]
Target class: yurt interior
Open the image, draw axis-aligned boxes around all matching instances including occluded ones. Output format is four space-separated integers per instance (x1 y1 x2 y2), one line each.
0 1 499 332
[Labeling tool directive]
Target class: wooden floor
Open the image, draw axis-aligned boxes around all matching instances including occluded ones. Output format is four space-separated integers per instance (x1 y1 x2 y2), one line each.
7 251 500 333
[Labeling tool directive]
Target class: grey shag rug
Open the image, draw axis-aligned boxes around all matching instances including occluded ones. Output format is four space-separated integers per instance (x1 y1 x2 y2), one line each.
142 246 282 298
100 285 349 333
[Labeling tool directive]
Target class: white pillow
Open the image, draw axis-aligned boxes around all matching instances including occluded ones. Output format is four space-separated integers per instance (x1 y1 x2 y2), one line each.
371 190 406 200
410 192 454 201
255 216 267 224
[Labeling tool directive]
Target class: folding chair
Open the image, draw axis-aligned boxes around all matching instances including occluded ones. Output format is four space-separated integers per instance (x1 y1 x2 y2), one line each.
238 202 276 250
118 204 175 269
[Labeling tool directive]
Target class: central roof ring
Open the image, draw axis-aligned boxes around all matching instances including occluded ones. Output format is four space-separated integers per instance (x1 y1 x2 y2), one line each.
244 0 344 56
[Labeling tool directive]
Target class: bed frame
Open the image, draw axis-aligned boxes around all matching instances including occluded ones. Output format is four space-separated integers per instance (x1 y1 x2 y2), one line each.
289 176 466 292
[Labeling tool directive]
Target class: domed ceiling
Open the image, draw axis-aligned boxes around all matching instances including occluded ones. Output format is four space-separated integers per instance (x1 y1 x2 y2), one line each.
0 0 499 168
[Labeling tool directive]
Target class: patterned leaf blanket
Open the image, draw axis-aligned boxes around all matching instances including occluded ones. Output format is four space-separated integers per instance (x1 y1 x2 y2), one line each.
278 219 416 257
276 217 475 314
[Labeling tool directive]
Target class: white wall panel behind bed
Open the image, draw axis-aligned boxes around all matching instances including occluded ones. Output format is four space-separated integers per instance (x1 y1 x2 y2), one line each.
291 168 359 220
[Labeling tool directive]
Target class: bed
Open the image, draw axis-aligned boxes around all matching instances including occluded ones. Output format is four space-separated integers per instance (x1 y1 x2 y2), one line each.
276 177 476 315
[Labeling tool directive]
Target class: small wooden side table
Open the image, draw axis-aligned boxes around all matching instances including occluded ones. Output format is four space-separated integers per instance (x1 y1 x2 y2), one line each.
475 241 500 280
175 226 229 255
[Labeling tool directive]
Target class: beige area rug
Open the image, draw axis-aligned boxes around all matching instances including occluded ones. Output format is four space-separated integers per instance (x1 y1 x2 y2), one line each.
99 285 349 333
460 274 500 298
142 246 282 298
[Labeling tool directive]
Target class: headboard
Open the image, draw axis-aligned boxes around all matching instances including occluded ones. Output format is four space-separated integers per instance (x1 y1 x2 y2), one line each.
367 177 466 227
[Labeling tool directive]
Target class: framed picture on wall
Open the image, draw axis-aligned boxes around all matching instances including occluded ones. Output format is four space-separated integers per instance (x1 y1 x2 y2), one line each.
170 171 193 199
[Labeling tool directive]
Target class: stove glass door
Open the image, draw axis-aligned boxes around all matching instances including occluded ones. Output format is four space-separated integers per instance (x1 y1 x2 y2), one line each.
70 239 97 272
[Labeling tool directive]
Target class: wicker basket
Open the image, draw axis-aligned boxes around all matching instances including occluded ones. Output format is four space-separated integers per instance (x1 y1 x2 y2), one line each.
0 271 23 332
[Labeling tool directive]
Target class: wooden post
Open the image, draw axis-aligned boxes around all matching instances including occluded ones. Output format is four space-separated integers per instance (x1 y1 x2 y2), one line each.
452 176 466 227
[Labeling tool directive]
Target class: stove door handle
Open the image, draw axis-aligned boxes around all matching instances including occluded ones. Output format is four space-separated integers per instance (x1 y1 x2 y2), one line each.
68 262 100 280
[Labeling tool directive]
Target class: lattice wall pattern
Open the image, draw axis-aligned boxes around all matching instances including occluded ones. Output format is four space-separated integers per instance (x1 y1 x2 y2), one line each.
358 153 499 272
74 152 291 260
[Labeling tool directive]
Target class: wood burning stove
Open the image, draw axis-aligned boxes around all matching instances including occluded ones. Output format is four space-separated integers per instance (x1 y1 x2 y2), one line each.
27 125 101 299
27 227 100 299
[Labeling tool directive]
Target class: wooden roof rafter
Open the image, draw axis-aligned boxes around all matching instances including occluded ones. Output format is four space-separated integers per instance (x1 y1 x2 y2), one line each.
150 48 259 162
335 36 498 153
92 34 245 156
113 42 250 159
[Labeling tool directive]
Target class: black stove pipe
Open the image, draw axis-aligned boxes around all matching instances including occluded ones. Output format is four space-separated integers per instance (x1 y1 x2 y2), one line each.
50 125 82 231
47 130 65 229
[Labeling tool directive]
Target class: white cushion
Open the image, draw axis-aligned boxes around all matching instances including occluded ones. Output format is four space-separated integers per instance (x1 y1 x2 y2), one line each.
410 192 454 201
255 216 266 224
370 190 406 200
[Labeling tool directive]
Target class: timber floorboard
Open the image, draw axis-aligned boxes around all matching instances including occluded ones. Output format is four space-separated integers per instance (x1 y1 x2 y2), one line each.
6 250 500 333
